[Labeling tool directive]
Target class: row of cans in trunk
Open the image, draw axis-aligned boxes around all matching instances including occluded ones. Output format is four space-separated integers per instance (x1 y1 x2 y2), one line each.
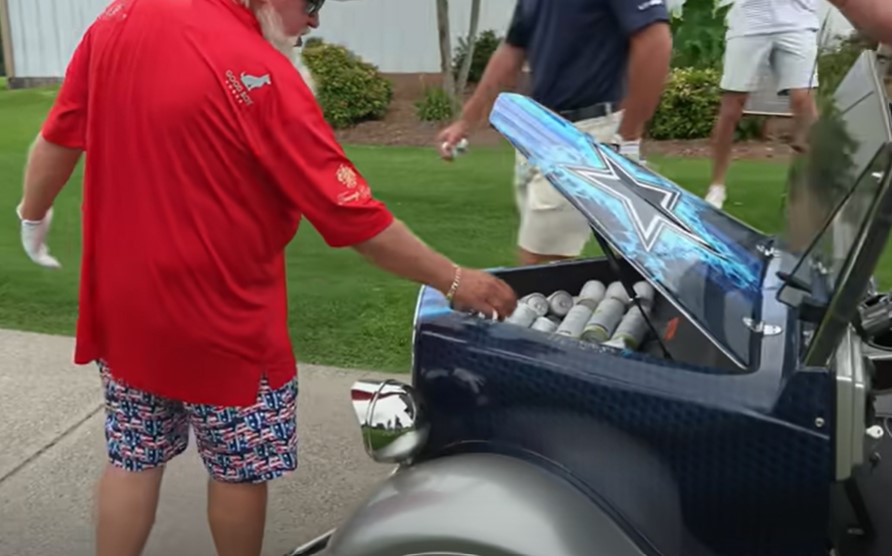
504 279 656 350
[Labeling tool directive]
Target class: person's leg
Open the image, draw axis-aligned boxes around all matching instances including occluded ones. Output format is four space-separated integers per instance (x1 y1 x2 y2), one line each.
190 375 299 556
774 29 820 152
94 360 190 556
516 171 593 265
514 151 586 265
707 35 772 208
514 112 629 265
514 150 534 217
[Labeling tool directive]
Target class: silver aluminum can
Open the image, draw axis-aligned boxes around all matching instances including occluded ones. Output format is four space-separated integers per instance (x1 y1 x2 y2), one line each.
556 298 598 338
521 293 549 317
505 302 538 328
547 290 574 317
581 297 627 343
632 281 656 310
531 316 559 333
606 305 651 349
602 337 627 349
604 281 631 304
579 280 606 303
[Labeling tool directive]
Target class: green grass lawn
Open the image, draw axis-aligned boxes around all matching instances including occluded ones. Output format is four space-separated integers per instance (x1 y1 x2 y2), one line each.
0 85 883 372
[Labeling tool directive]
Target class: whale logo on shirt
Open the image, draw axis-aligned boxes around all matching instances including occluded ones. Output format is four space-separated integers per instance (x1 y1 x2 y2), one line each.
240 72 272 91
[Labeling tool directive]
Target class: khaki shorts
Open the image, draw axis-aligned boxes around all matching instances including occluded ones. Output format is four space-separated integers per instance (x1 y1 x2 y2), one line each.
514 111 623 257
720 30 819 93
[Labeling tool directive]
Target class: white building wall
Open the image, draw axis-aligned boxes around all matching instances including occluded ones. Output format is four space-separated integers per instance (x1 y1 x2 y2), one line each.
310 0 518 73
4 0 861 79
311 0 855 72
7 0 110 78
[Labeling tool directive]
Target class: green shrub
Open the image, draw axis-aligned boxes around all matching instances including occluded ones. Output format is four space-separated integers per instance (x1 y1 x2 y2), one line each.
669 0 731 70
648 67 722 140
415 86 455 122
452 29 502 85
648 67 775 141
734 115 766 141
301 40 393 129
301 36 324 50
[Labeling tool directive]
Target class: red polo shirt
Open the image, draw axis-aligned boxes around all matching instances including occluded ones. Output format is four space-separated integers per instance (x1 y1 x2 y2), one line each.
40 0 394 406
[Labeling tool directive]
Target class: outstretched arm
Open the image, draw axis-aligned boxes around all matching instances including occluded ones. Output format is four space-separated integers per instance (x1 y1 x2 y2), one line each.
616 22 673 141
454 41 526 131
246 66 518 318
19 24 92 220
436 5 527 157
608 0 672 142
828 0 892 44
19 136 82 221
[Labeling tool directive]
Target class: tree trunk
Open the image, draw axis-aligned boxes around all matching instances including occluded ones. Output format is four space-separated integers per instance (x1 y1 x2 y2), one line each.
436 0 456 107
455 0 481 98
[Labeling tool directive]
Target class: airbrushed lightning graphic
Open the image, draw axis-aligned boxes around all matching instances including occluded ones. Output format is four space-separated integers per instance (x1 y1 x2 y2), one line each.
486 91 773 368
562 153 722 256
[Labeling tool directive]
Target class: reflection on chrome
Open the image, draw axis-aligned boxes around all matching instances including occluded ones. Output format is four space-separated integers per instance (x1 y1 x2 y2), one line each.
350 379 430 464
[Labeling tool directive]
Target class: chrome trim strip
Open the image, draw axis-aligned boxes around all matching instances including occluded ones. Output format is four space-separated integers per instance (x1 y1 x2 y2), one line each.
834 330 855 480
850 331 867 473
284 528 334 556
834 327 869 480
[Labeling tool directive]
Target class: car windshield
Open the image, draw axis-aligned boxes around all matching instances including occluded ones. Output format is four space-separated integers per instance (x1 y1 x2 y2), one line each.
776 51 892 352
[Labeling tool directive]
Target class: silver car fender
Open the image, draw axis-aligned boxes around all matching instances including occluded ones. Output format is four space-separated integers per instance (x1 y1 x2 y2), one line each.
324 452 649 556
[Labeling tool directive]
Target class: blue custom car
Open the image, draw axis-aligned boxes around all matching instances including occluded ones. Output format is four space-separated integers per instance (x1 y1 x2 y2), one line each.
288 51 892 556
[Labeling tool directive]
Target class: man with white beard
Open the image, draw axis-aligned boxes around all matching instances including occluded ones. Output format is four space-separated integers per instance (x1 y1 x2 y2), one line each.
14 1 517 555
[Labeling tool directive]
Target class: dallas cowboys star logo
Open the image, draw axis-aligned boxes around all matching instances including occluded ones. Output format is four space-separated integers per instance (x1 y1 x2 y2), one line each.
561 150 722 256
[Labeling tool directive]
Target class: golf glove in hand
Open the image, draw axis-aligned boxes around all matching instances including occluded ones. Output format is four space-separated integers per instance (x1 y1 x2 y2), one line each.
16 204 61 268
618 140 641 161
609 135 646 166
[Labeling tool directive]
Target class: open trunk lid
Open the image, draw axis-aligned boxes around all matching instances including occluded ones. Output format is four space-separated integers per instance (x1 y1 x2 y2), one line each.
489 93 772 369
488 50 892 369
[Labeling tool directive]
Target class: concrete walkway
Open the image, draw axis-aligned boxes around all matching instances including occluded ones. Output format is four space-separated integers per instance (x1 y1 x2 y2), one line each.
0 328 401 556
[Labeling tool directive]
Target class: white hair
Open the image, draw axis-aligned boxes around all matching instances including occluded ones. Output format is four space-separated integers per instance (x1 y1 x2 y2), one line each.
235 0 318 96
294 50 318 95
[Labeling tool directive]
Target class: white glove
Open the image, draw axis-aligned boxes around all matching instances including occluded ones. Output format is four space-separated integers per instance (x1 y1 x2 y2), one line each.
608 134 642 161
16 204 61 268
618 139 641 162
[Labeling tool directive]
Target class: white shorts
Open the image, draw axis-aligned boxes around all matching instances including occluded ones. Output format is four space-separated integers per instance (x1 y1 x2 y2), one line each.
514 111 623 257
720 30 819 93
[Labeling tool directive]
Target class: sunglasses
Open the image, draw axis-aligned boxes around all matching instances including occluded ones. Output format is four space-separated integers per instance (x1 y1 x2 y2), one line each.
306 0 325 15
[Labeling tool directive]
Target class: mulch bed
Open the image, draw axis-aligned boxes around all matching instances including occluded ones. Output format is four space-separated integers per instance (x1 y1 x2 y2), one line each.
332 73 796 162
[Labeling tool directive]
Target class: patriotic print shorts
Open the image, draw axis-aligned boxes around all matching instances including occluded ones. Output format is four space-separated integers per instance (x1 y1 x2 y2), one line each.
97 360 298 483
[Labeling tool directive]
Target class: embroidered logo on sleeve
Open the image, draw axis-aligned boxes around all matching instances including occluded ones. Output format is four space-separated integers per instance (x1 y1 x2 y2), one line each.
100 1 128 20
335 164 371 205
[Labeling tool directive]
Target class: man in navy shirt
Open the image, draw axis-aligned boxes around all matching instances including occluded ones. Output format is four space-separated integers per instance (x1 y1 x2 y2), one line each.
438 0 672 265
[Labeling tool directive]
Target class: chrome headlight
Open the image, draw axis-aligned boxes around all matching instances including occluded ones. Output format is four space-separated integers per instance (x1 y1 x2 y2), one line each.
350 379 430 464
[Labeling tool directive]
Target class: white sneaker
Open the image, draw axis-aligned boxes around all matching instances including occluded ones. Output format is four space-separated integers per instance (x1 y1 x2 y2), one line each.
705 185 726 209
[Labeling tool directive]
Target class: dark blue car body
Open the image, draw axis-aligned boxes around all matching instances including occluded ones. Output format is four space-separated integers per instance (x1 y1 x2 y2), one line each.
405 50 892 556
288 50 892 556
411 256 833 556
